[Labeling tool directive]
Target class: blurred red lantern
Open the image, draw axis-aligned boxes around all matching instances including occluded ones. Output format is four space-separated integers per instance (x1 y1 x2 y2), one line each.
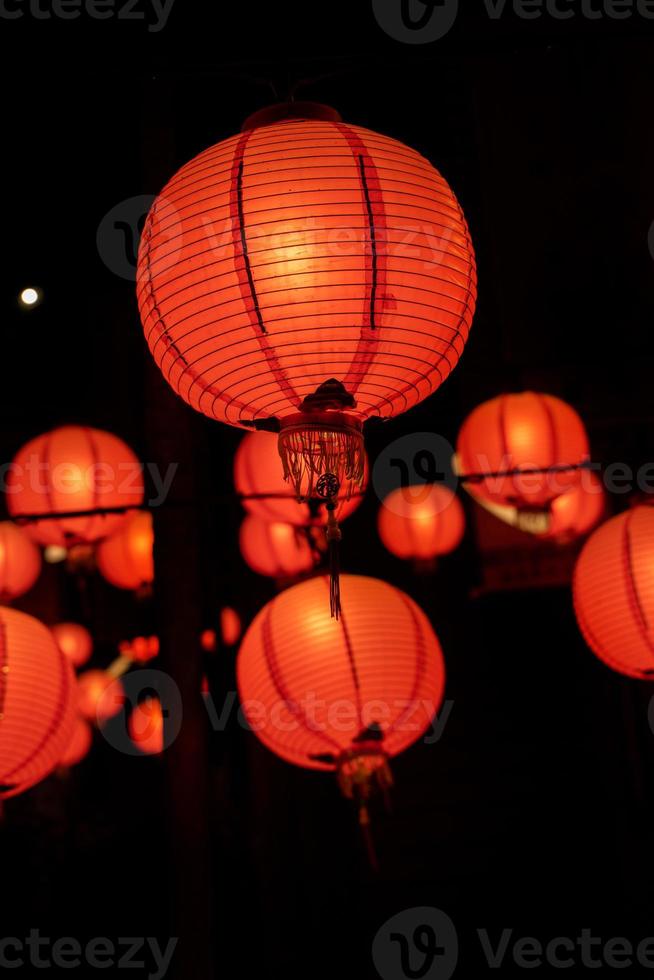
119 635 159 663
128 698 164 755
573 506 654 679
51 622 93 668
239 515 318 579
235 432 367 526
536 470 606 543
221 607 242 647
457 392 589 512
0 608 76 798
6 426 144 547
96 511 154 592
378 485 465 562
0 521 41 601
59 717 93 768
237 574 445 775
137 103 476 514
77 670 125 723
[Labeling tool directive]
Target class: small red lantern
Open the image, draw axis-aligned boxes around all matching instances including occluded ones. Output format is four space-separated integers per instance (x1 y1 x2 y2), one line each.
51 622 93 668
7 426 144 547
0 608 76 798
0 521 41 601
537 470 606 543
378 485 465 563
457 392 589 514
239 515 318 579
573 506 654 679
59 717 93 768
77 670 125 723
128 698 164 755
96 511 154 592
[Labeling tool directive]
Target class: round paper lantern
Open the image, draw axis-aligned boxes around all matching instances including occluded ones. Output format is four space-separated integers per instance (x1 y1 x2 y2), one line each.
573 506 654 679
457 392 589 511
0 607 76 798
51 622 93 668
239 515 318 579
128 697 164 755
137 103 476 506
235 431 367 526
77 670 125 723
0 521 41 601
59 717 93 768
378 484 465 562
6 426 144 547
237 574 445 777
221 607 242 647
96 511 154 592
537 470 606 543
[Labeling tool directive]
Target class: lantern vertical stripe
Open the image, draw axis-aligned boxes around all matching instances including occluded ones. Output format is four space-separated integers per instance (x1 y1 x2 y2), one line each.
622 511 654 659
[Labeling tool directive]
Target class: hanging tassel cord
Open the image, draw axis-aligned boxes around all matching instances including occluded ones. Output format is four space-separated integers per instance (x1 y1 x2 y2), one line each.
325 499 342 620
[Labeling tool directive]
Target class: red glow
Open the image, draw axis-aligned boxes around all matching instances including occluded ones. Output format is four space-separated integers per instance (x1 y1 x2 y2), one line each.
378 485 465 561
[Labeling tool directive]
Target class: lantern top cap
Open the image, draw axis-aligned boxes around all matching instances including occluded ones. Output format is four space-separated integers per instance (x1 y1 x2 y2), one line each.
241 101 342 131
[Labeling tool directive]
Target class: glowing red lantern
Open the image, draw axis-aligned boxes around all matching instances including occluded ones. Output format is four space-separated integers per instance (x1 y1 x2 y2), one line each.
235 431 367 526
221 607 242 647
573 506 654 679
59 717 93 768
0 521 41 601
96 511 154 592
239 515 318 579
457 392 589 513
6 426 144 547
77 670 125 723
137 103 476 507
51 622 93 668
378 485 465 562
237 574 445 775
0 607 76 798
128 698 164 755
536 470 606 543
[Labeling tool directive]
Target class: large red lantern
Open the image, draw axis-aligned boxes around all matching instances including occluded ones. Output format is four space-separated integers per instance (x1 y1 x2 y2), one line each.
51 622 93 668
239 514 318 580
378 485 465 563
237 574 445 778
96 511 154 592
137 104 476 542
0 521 41 601
573 506 654 679
7 426 144 547
457 392 589 515
234 431 367 526
0 607 76 798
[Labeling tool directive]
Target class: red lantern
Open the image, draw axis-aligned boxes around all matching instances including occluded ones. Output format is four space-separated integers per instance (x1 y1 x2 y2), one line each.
457 392 589 513
0 607 76 798
239 515 318 579
573 506 654 679
536 470 606 543
237 575 445 773
235 431 367 526
51 622 93 668
378 485 465 562
137 103 476 506
0 521 41 601
96 511 154 592
6 426 144 547
128 698 164 755
221 607 242 647
59 717 93 768
77 670 125 723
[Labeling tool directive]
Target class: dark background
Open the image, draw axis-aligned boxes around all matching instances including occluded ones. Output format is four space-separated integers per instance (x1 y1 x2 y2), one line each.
2 2 654 977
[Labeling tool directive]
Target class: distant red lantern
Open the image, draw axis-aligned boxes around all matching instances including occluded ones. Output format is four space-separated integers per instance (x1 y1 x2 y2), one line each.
235 432 367 526
537 470 606 543
378 485 465 562
573 506 654 679
0 608 76 799
6 426 144 547
0 521 41 601
59 717 93 768
51 622 93 668
457 392 589 512
239 515 318 579
96 511 154 592
77 670 125 723
128 698 164 755
119 635 159 663
237 575 445 774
